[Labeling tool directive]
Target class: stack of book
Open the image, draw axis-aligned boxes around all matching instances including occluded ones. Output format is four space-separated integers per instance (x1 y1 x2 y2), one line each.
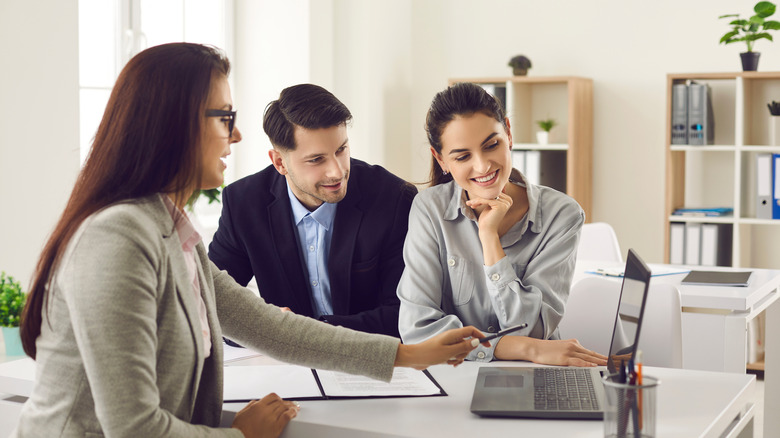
672 207 733 217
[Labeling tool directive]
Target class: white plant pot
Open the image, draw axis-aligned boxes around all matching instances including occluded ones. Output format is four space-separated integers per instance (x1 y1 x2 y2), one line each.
770 115 780 146
536 131 549 145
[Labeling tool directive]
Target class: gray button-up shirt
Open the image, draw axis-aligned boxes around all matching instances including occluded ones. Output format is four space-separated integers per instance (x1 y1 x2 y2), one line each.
397 170 584 362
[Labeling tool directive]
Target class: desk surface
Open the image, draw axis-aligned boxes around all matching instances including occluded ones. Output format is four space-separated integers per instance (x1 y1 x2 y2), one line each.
221 361 755 438
576 261 780 311
0 355 755 438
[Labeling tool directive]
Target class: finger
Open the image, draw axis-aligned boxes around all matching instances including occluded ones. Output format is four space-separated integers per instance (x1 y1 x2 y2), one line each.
458 325 487 342
280 307 292 313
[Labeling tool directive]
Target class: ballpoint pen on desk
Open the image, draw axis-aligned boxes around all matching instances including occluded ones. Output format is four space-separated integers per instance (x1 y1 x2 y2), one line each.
593 267 624 278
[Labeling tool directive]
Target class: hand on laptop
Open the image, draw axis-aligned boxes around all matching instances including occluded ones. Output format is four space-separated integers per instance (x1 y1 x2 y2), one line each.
495 337 607 366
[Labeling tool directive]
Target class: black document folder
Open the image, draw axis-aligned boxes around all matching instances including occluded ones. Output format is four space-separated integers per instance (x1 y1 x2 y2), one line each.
681 270 753 287
223 365 446 402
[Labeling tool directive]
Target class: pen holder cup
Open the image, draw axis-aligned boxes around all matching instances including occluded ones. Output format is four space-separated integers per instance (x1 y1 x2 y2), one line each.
602 375 659 438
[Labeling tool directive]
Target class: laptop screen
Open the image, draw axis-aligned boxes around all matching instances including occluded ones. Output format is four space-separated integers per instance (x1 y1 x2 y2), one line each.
605 248 652 374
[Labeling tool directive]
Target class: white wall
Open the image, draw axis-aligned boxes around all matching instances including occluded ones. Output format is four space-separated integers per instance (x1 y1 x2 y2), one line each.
3 0 778 287
0 1 80 287
324 0 780 264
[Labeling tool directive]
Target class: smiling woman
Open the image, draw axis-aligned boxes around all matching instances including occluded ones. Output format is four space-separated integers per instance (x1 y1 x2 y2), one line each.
397 82 606 368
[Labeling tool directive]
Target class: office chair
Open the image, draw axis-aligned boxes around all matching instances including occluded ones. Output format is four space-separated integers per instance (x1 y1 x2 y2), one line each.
577 222 622 263
560 277 684 368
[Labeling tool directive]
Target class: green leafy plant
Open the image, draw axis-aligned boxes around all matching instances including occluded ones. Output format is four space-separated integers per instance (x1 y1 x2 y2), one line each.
536 118 557 132
0 272 25 328
508 55 532 76
186 187 223 210
719 1 780 52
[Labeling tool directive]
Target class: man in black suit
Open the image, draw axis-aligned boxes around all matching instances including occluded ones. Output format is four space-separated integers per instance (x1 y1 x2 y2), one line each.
209 84 416 337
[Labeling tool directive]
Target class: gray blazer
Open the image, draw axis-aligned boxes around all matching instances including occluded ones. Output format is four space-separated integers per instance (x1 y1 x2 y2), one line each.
14 195 399 437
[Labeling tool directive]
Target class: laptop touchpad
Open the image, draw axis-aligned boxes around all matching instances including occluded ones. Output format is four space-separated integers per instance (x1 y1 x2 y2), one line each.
485 374 525 388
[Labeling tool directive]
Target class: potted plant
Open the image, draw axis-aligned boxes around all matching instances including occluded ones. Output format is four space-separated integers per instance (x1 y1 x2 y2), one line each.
719 1 780 71
187 187 223 210
0 272 26 356
508 55 532 76
536 118 557 145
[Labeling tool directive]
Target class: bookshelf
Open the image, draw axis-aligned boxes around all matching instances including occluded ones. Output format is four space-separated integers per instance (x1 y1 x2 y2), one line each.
664 72 780 269
448 76 593 221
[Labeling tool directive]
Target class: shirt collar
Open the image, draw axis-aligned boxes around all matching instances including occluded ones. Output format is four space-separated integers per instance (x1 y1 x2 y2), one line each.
286 181 337 230
443 168 542 234
160 194 202 252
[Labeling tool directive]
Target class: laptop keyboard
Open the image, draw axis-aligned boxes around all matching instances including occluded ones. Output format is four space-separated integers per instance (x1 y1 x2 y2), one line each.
533 368 600 411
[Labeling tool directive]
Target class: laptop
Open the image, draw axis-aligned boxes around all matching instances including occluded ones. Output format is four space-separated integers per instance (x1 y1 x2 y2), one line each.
469 248 652 419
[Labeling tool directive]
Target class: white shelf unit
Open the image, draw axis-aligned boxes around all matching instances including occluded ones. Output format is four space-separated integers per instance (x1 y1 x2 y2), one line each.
450 76 593 220
665 72 780 269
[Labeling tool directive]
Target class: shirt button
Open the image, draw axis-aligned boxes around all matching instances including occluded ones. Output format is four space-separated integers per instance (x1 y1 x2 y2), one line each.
491 273 500 281
311 280 318 287
487 326 496 333
477 351 486 359
309 245 315 252
448 258 456 267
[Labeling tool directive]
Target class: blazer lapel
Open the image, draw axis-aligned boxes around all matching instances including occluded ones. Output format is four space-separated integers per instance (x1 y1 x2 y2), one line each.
329 178 362 315
149 196 206 368
268 177 315 316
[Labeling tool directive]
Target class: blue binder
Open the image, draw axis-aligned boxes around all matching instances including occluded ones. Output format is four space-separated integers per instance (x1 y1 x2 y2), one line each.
774 154 780 219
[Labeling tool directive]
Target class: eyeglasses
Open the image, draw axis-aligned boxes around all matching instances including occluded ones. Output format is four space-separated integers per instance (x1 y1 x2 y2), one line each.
205 109 237 138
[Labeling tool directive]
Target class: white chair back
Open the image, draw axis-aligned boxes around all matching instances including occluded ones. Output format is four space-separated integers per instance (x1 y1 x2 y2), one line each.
559 276 627 356
637 283 683 368
577 222 622 263
559 276 683 368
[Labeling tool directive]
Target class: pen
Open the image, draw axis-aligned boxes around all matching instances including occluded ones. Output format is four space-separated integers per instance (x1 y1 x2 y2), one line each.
594 268 623 277
637 350 643 430
478 323 528 344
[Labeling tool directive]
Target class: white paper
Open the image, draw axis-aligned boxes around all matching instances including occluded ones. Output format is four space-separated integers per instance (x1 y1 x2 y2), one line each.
222 343 263 363
223 365 322 401
315 367 441 397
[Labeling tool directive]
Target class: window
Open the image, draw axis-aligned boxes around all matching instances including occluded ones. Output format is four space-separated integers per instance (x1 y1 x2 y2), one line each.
78 0 234 226
78 0 234 165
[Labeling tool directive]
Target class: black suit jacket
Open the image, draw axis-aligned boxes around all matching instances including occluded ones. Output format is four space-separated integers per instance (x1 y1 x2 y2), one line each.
209 158 416 337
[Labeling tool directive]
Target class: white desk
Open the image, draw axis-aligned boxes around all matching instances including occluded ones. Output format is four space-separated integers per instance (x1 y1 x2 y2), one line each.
0 355 756 438
223 361 755 438
575 261 780 437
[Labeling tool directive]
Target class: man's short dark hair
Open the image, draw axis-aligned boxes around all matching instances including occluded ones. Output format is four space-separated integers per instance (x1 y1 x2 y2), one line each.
262 84 353 151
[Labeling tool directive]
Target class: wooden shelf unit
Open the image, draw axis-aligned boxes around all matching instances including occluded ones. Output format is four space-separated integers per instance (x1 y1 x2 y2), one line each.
449 76 593 220
664 72 780 269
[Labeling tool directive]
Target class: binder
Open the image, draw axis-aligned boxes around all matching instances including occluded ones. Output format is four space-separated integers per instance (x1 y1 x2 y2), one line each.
684 222 701 265
525 150 541 185
671 84 688 144
669 222 685 264
687 82 714 145
699 223 732 266
774 154 780 219
511 150 526 176
478 84 507 113
757 153 773 219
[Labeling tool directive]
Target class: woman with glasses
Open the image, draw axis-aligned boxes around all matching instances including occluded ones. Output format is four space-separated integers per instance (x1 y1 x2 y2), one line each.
397 82 606 367
14 43 483 438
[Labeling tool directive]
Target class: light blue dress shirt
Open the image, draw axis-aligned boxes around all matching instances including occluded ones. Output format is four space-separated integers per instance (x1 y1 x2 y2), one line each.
397 169 584 362
287 183 337 318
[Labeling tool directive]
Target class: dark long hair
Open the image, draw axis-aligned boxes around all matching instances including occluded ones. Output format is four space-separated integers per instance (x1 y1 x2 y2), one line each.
20 43 230 358
424 82 507 186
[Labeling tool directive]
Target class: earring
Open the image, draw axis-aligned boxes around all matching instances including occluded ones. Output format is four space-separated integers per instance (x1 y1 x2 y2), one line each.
442 169 449 176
